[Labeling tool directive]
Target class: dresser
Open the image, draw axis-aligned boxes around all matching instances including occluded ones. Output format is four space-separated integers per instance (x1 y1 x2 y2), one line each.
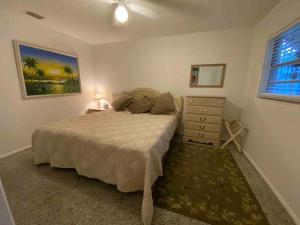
183 96 226 147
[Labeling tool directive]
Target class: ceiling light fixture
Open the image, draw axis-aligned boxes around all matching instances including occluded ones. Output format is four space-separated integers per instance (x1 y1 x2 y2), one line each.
114 1 128 23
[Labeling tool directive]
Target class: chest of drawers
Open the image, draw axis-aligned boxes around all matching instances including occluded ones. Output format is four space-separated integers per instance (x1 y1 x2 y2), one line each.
183 96 226 147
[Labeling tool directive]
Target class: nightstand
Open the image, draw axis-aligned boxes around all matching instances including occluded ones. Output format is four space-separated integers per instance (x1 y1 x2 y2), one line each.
86 108 106 114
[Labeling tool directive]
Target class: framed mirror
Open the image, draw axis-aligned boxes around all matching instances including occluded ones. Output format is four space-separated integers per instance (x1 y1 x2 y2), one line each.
190 64 226 88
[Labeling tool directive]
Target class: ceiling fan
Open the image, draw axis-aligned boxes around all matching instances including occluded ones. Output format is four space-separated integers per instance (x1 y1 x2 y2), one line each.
99 0 157 24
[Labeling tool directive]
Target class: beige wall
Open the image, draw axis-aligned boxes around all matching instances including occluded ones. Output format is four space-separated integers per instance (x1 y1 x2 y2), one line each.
93 28 253 122
0 10 95 157
241 0 300 224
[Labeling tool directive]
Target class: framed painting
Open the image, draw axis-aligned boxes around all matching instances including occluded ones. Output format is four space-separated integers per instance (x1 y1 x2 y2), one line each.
13 40 81 99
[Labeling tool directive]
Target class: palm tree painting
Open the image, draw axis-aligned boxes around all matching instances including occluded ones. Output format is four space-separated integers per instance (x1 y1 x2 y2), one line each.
22 57 39 77
36 69 45 84
63 65 75 91
13 41 81 99
63 66 73 79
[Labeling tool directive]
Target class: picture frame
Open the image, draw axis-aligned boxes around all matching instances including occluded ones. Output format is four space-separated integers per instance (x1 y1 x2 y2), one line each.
13 40 82 99
190 64 226 88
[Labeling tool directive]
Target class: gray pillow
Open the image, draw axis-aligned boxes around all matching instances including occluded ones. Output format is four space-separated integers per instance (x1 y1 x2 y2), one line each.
128 96 153 114
111 92 133 111
150 92 176 115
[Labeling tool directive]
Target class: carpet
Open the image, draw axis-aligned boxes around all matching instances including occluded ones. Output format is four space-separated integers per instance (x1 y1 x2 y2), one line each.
1 143 294 225
0 149 208 225
153 142 270 225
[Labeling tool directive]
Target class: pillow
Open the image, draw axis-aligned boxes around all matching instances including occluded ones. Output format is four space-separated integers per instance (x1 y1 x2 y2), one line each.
111 92 133 111
128 96 153 114
150 92 176 115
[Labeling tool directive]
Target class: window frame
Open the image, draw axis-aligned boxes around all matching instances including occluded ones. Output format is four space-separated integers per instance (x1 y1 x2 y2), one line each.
258 18 300 103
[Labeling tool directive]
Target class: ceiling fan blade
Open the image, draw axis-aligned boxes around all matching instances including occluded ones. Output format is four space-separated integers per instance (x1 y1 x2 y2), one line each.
128 3 157 19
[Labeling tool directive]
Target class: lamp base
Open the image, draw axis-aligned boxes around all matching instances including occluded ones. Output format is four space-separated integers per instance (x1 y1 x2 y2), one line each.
97 100 105 110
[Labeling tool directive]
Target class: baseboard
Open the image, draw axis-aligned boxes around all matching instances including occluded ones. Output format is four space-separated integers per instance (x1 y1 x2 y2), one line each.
0 145 31 160
243 151 300 225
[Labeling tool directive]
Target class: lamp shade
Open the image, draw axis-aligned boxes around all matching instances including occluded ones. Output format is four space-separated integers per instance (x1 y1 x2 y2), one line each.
95 93 102 100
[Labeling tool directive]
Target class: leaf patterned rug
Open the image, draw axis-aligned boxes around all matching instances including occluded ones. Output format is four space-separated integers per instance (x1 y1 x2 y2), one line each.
153 142 270 225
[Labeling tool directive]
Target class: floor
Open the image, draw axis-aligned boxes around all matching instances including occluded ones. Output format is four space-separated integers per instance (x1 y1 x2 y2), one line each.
0 143 295 225
230 146 295 225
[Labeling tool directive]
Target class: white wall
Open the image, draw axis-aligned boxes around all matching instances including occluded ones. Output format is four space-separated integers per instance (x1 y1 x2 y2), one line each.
241 0 300 224
0 10 96 157
93 28 253 122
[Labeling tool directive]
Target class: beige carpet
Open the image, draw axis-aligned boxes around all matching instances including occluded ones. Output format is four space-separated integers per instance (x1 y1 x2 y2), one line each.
0 144 295 225
0 149 207 225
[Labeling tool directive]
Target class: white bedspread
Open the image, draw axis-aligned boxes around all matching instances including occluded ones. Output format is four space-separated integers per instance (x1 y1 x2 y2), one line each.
32 111 177 225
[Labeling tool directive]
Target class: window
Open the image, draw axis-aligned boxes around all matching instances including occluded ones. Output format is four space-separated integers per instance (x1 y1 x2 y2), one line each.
259 21 300 102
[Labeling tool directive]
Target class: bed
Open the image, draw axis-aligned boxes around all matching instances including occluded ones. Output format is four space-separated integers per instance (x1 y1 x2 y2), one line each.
32 88 182 225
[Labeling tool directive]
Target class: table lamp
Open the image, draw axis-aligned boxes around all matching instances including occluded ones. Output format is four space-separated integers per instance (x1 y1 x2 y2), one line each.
95 93 102 109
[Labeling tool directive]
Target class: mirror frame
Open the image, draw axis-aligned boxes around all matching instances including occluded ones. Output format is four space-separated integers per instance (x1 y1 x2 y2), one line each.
190 64 226 88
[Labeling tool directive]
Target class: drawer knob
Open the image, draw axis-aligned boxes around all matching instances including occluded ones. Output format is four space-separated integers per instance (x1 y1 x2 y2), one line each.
218 101 222 104
199 117 206 121
198 133 205 137
199 125 205 130
189 100 193 103
204 109 208 112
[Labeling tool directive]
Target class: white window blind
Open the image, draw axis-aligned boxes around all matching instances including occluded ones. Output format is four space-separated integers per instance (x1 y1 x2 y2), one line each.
259 22 300 102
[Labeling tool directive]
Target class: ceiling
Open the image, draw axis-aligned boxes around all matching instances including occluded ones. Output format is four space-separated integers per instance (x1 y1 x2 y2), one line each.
0 0 279 45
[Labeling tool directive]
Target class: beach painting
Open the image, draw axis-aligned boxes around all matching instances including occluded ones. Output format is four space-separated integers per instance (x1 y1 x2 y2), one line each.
13 40 81 99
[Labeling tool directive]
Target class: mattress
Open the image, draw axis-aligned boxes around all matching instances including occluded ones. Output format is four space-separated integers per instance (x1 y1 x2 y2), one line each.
32 110 178 225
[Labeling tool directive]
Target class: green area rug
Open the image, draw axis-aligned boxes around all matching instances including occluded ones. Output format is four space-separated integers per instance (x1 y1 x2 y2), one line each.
153 142 270 225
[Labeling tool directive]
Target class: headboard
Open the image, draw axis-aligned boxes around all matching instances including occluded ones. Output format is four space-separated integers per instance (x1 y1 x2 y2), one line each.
113 87 183 113
128 87 160 100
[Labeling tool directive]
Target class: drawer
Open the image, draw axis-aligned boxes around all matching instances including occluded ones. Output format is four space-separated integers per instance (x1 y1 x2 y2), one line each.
185 114 223 124
184 129 220 141
185 122 221 133
186 97 225 107
183 136 220 147
186 106 223 116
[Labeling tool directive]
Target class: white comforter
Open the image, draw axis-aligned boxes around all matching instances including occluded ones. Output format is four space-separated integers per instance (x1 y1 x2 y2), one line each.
32 111 177 225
